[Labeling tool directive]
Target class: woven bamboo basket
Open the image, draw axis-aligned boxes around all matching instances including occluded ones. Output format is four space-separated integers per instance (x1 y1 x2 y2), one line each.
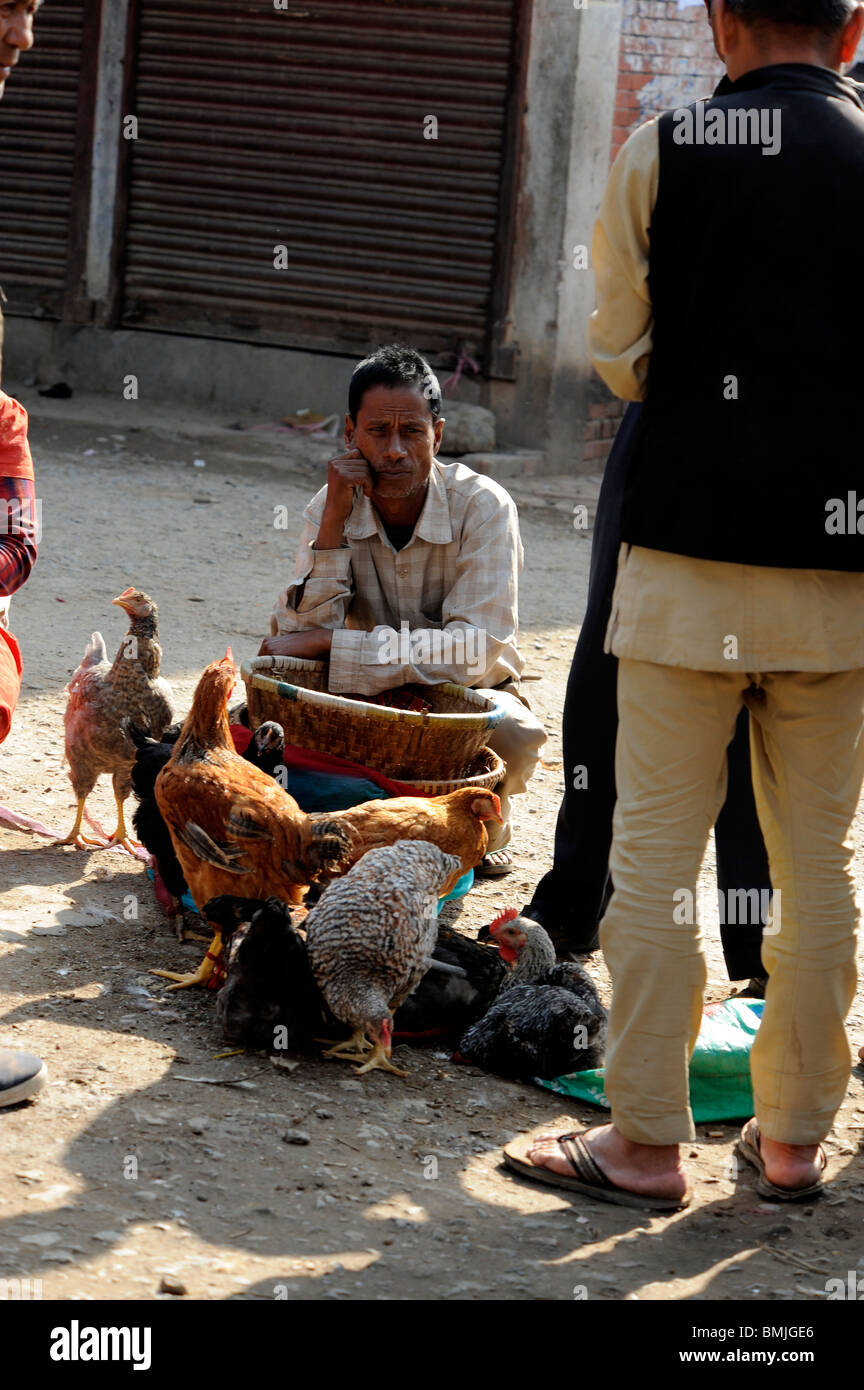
241 656 505 780
398 747 505 796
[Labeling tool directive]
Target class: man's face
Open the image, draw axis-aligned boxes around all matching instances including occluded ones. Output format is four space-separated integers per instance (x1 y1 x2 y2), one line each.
0 1 39 99
346 383 445 503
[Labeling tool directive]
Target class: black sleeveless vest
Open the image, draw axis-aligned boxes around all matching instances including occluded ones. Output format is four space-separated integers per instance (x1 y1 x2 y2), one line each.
620 64 864 570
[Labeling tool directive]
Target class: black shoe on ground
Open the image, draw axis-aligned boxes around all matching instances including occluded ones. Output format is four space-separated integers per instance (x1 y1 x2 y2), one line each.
519 904 600 959
0 1049 47 1107
730 976 768 1001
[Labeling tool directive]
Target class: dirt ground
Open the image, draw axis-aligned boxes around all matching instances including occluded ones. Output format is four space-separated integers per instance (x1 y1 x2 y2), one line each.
1 389 862 1303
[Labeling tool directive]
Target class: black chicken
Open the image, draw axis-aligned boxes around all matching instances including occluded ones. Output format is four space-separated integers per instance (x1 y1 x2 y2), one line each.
129 720 285 940
205 895 331 1052
392 923 505 1040
457 912 607 1080
239 720 286 780
128 721 191 938
206 895 508 1053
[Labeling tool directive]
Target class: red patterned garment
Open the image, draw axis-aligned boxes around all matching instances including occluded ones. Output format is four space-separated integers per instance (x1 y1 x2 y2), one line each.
0 391 37 742
0 390 37 601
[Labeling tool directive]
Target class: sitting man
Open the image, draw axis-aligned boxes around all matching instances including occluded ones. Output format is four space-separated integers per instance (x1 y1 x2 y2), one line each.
259 343 546 873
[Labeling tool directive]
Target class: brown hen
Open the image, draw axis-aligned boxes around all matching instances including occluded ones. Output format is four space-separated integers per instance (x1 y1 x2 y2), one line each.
151 650 349 989
57 588 175 851
315 787 502 894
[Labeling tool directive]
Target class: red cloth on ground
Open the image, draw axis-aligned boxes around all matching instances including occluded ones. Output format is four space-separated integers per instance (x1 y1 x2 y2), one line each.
0 627 22 744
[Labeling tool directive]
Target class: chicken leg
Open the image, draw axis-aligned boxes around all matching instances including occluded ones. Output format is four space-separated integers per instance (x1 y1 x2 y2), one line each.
353 1044 407 1078
97 791 144 855
150 931 222 990
316 1031 407 1077
315 1028 372 1061
54 797 110 849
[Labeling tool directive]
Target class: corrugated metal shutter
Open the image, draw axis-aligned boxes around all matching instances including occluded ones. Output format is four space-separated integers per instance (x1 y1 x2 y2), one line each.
122 0 519 357
0 1 87 316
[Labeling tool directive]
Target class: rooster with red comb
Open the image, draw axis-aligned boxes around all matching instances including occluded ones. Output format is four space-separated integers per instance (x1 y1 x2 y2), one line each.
56 587 175 851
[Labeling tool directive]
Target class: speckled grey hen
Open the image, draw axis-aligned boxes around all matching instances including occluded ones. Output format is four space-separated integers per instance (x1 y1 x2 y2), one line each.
305 839 462 1077
57 588 175 850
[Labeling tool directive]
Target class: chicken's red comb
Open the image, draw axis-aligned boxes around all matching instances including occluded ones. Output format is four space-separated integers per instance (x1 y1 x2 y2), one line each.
486 907 519 934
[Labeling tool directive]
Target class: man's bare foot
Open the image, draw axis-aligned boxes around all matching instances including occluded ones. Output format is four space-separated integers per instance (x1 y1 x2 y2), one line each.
759 1135 823 1192
526 1123 690 1203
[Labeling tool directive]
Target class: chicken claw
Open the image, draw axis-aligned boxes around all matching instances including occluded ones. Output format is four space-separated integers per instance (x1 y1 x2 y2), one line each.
53 799 110 849
54 830 111 850
316 1032 407 1076
352 1044 408 1078
95 798 143 854
150 964 214 991
315 1028 372 1060
150 933 222 990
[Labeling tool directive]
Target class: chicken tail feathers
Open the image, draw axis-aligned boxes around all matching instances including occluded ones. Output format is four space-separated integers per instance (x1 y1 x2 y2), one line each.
81 631 108 668
302 818 353 874
66 631 109 693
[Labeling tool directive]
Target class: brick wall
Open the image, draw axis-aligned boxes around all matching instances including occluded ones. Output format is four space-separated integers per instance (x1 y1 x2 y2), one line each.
611 0 723 164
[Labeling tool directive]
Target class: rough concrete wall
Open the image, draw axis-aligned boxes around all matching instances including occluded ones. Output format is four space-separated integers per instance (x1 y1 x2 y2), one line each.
489 0 623 473
488 0 584 458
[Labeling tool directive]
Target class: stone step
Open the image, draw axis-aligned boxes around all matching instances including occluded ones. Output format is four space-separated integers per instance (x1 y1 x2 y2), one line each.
453 450 548 479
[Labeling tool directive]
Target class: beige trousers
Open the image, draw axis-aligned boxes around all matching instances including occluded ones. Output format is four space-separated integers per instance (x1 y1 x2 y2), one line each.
602 660 864 1145
480 688 547 851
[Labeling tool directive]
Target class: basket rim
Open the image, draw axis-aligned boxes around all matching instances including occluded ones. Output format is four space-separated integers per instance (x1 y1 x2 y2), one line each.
240 662 506 730
399 747 505 789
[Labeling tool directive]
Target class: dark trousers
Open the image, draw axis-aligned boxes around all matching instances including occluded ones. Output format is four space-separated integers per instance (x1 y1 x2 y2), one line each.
527 403 770 980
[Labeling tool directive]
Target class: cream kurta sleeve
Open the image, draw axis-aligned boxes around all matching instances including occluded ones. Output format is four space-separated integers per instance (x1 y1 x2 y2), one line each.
587 118 660 402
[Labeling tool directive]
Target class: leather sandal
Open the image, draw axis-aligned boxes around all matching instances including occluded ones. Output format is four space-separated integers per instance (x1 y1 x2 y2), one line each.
737 1118 826 1202
503 1130 692 1211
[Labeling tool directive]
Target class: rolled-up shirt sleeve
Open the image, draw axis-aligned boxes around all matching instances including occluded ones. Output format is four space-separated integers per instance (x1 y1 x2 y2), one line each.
269 517 355 635
0 477 38 603
587 118 659 402
0 393 38 614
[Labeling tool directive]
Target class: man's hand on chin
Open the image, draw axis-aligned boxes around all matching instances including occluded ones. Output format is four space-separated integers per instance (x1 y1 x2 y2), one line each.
258 630 335 660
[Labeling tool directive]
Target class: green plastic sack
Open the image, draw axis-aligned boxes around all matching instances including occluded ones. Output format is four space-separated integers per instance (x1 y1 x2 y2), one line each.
537 997 764 1123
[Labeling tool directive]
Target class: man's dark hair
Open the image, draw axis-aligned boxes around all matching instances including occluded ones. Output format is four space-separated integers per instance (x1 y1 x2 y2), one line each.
705 0 856 36
348 344 443 422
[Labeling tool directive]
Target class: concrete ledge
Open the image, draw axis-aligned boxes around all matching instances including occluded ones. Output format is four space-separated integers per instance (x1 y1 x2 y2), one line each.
2 319 486 429
456 451 548 479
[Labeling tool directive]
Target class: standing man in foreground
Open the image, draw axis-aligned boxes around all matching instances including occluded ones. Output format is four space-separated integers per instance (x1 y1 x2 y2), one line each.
0 0 45 1107
506 0 864 1207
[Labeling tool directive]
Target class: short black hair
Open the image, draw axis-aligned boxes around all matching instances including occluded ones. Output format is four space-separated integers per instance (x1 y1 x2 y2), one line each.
348 344 443 423
706 0 856 36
